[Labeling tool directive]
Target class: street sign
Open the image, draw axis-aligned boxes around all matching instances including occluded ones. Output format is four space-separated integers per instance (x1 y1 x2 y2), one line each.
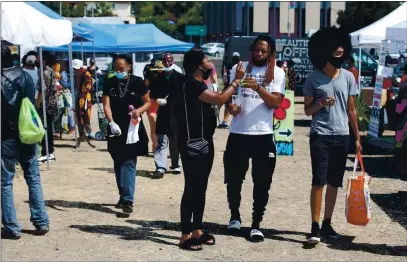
185 25 207 36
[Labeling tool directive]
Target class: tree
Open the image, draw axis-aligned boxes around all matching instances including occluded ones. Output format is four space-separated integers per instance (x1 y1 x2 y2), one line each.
134 2 203 40
93 2 114 17
41 2 86 18
336 2 402 33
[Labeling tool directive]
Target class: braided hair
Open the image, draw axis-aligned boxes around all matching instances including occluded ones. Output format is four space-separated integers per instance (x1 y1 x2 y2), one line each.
247 34 276 85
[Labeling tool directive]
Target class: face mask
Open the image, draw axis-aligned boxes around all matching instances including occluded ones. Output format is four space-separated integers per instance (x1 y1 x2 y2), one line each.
200 66 212 80
328 56 345 69
114 71 127 79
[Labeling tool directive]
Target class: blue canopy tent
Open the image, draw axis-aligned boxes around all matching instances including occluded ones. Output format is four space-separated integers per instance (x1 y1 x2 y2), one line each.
44 23 194 53
25 1 95 149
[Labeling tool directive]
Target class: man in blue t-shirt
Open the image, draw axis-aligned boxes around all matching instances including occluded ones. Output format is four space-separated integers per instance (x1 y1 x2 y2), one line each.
303 27 361 245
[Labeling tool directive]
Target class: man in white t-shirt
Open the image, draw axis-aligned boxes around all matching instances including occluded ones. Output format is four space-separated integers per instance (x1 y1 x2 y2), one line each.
224 35 286 242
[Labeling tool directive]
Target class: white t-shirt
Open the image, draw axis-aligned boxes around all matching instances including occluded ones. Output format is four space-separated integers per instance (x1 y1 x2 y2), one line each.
229 61 286 135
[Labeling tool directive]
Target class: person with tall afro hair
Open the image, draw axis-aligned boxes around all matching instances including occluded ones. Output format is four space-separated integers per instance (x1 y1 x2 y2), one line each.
303 27 361 245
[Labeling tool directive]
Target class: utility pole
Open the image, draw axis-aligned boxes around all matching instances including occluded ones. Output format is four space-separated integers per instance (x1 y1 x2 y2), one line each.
92 2 94 17
59 1 62 15
84 3 87 17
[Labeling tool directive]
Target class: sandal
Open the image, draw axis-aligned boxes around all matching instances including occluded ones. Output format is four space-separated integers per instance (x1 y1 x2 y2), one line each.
178 238 203 251
196 233 216 245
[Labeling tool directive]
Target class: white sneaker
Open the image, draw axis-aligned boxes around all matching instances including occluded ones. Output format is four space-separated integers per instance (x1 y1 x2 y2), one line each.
228 220 241 232
249 229 265 242
38 154 56 163
170 166 182 174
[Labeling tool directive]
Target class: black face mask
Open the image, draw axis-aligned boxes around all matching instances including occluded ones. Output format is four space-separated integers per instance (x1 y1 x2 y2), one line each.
328 56 345 69
200 66 212 80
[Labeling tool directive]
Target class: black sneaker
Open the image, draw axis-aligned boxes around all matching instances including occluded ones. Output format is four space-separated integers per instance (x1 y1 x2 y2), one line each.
1 229 21 240
321 220 340 240
115 199 125 209
151 171 164 179
218 121 229 129
35 226 49 235
306 222 321 245
122 202 133 214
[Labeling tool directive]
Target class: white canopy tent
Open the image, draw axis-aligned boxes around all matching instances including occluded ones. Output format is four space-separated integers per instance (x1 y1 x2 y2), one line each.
351 2 407 48
350 2 407 89
386 20 407 43
1 2 73 169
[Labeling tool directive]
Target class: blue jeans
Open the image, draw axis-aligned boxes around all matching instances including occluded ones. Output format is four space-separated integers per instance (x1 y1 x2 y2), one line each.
113 158 137 204
1 139 50 234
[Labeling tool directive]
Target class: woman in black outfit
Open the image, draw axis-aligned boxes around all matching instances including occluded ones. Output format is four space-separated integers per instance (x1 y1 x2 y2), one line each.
173 48 245 251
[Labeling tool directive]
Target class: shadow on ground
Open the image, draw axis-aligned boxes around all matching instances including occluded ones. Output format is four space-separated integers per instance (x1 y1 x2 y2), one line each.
346 155 403 180
69 224 178 246
294 119 311 127
370 191 407 231
126 219 308 245
87 168 153 178
43 200 118 215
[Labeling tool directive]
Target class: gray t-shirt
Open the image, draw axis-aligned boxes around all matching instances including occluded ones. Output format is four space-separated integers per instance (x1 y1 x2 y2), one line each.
303 69 358 135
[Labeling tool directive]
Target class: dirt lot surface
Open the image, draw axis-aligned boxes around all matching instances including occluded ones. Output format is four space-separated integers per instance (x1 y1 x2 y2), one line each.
2 99 406 261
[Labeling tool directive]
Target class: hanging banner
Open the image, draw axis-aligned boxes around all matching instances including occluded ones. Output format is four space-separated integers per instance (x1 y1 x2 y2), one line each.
368 76 383 138
274 90 294 156
368 40 393 138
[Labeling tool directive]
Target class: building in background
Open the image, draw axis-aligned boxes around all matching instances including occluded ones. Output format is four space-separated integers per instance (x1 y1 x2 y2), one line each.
203 1 346 42
111 2 135 24
85 2 135 24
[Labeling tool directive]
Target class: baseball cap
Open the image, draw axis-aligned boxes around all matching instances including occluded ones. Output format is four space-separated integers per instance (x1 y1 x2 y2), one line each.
232 52 240 57
72 59 83 69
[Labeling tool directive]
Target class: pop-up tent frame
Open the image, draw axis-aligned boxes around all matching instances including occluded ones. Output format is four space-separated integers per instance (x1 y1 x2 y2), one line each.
25 1 95 150
1 2 73 169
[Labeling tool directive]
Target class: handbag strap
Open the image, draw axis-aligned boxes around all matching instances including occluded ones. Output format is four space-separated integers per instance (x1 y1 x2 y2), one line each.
183 81 204 141
353 152 366 176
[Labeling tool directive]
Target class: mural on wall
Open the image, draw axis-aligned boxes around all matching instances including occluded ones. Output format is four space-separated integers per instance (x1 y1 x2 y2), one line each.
275 38 313 86
274 90 294 156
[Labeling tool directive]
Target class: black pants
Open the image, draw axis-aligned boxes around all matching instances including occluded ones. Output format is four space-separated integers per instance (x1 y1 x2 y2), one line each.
179 139 214 234
224 133 277 224
39 111 54 156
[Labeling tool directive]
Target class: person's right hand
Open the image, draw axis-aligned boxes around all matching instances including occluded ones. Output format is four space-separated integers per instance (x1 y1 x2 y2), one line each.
228 104 241 116
320 97 335 107
109 122 122 136
234 62 245 81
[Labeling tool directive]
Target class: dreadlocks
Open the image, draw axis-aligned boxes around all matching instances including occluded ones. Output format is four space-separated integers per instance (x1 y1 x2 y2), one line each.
247 34 276 86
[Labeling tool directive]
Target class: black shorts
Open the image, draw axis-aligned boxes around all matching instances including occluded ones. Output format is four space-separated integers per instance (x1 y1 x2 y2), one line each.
309 134 350 188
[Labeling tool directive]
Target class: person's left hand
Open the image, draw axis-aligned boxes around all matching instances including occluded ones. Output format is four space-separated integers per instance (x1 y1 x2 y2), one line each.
355 140 363 154
241 77 259 90
130 108 143 118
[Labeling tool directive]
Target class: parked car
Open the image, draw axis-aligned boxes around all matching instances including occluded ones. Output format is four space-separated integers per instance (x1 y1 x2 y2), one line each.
393 62 407 77
202 43 225 57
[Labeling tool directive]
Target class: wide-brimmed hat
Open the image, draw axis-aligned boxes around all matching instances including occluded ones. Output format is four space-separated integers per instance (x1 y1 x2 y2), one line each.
72 59 83 69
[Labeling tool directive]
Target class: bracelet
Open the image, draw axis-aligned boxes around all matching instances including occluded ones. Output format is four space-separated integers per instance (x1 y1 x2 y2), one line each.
255 84 261 92
232 80 239 87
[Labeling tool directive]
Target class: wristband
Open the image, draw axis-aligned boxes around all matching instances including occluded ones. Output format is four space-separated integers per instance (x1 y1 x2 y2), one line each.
255 84 261 92
232 80 240 87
